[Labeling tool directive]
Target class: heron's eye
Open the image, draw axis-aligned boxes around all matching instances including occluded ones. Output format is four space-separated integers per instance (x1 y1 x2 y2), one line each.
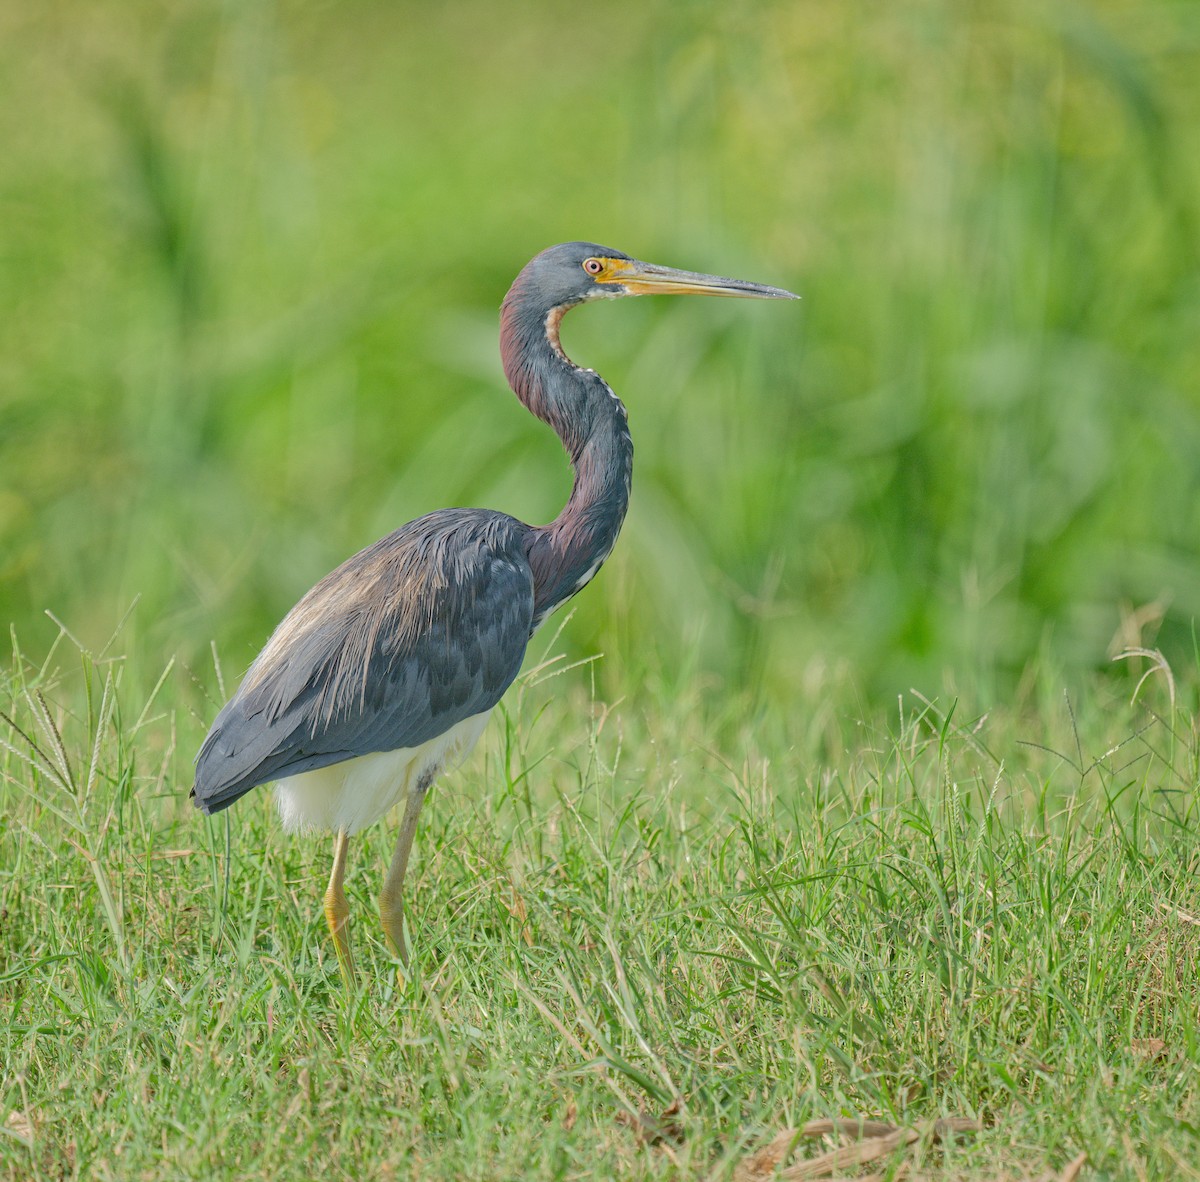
583 258 604 276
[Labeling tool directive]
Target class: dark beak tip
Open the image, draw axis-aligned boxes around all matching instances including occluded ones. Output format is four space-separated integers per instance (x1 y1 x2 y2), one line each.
734 281 799 301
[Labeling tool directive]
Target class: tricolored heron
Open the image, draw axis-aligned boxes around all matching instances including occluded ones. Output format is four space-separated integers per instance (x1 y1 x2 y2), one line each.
192 242 796 985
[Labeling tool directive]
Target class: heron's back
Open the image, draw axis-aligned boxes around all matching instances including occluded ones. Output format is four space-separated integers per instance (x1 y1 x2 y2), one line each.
192 508 536 816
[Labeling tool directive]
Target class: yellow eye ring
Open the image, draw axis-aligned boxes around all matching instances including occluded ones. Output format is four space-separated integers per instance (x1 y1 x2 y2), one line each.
583 258 604 276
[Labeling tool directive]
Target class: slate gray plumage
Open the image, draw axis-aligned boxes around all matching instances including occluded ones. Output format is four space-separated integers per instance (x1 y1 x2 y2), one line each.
193 510 535 814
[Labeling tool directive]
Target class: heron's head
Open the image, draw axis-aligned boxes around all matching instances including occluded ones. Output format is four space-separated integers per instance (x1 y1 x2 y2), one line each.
516 241 799 311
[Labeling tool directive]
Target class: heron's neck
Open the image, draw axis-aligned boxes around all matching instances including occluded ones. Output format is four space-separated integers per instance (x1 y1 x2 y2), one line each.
500 298 633 627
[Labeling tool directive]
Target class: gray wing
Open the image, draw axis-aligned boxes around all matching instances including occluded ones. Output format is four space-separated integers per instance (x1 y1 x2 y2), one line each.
192 509 534 814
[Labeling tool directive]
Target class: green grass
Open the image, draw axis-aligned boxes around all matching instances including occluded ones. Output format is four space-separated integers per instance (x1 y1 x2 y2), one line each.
2 632 1197 1180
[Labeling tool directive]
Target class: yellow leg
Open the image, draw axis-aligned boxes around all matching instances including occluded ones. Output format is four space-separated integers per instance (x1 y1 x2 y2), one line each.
323 829 356 989
379 773 431 968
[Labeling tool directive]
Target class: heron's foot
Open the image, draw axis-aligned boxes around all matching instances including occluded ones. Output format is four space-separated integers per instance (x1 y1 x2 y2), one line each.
324 830 356 990
380 777 427 982
324 892 356 989
379 891 410 972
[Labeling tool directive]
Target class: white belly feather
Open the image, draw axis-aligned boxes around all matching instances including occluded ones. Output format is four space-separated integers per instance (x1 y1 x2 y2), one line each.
274 710 492 835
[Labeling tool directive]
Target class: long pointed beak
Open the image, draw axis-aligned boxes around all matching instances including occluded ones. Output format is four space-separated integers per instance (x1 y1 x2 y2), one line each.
604 259 798 300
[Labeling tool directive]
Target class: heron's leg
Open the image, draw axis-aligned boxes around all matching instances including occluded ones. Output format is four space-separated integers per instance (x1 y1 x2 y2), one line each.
379 770 433 967
323 829 356 989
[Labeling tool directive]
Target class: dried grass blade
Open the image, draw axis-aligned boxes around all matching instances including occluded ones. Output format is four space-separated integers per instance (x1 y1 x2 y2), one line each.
780 1126 919 1179
800 1117 899 1141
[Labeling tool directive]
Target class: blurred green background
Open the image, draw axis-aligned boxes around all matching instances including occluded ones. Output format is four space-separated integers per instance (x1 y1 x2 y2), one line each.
2 0 1198 706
